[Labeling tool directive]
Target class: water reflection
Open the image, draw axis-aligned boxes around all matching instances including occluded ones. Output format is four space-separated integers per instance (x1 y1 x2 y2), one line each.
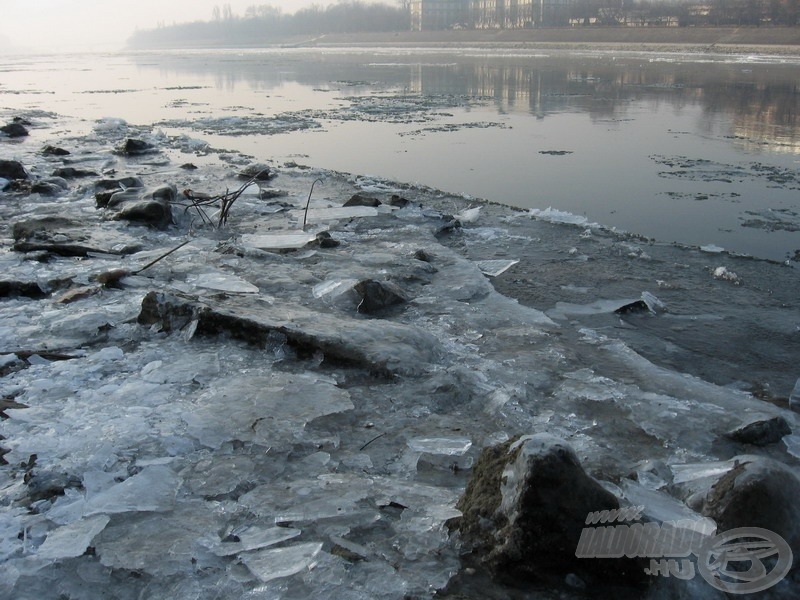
134 50 800 151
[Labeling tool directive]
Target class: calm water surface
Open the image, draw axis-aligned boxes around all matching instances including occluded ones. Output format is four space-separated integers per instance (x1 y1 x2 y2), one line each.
2 48 799 260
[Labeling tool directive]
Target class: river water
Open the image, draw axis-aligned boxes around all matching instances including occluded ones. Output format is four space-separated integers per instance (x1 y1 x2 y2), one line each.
2 47 800 599
2 47 799 261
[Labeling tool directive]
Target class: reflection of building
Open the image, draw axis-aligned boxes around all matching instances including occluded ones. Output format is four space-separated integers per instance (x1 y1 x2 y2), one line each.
410 0 572 30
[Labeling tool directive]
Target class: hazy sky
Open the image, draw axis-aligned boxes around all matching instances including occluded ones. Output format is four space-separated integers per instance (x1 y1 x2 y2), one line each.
1 0 336 53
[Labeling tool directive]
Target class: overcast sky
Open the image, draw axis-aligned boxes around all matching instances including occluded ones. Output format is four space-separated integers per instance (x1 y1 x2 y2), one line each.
1 0 341 53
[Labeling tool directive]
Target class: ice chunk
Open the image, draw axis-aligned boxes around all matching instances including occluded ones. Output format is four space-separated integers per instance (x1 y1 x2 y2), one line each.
789 378 800 413
94 117 128 132
84 465 179 516
88 346 124 362
214 526 301 556
455 206 481 223
784 434 800 459
712 266 740 284
37 515 110 560
183 374 353 449
671 460 738 485
700 244 724 253
641 291 665 313
188 272 259 294
241 232 318 250
312 279 360 299
407 437 472 455
619 480 716 535
475 259 519 277
240 542 323 583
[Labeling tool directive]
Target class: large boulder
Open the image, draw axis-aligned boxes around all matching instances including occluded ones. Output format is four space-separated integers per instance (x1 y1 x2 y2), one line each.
101 184 175 228
694 456 800 566
1 122 29 138
456 434 644 585
0 160 28 181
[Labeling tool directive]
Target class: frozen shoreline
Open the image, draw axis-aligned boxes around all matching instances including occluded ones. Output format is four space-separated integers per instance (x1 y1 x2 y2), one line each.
1 114 799 598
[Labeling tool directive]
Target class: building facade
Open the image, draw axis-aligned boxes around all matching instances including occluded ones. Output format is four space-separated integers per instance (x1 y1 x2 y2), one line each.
411 0 572 31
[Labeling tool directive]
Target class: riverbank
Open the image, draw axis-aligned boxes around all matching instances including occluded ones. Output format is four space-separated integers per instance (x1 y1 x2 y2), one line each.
129 26 800 56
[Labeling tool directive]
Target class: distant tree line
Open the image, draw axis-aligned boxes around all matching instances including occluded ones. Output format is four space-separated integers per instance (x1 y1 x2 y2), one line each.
128 2 408 47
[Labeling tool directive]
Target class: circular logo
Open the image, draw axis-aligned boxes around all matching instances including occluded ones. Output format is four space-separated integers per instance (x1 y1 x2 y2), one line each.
698 527 793 594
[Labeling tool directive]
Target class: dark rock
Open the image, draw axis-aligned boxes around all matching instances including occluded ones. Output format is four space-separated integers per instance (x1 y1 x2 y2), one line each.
456 434 643 583
0 160 28 180
725 415 791 446
180 163 198 170
52 167 98 179
344 194 381 208
95 177 145 207
117 138 156 155
12 117 32 126
614 300 650 315
41 145 70 156
413 249 433 263
30 177 69 196
138 291 437 377
389 194 410 208
1 123 29 138
12 216 141 257
238 163 274 181
21 470 83 505
98 184 174 228
696 456 800 567
112 199 172 228
353 280 408 315
0 279 47 299
435 219 461 237
314 231 340 249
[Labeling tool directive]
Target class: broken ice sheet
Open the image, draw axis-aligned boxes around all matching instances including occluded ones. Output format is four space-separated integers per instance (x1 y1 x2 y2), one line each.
291 206 379 222
94 501 223 576
241 232 318 250
406 437 472 456
214 526 301 556
36 515 110 560
474 259 519 277
187 272 259 294
183 373 353 449
240 542 323 583
83 465 179 516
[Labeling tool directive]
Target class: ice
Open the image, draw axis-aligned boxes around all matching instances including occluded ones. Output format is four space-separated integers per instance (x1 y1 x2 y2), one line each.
671 460 738 485
36 515 110 560
700 244 725 253
293 206 380 222
188 272 259 294
455 206 481 223
183 374 354 449
312 279 360 299
619 480 716 535
94 117 128 131
527 207 600 228
83 465 179 516
94 501 223 576
214 526 302 556
474 259 519 277
407 437 472 455
784 434 800 459
789 377 800 412
241 231 319 250
712 265 740 283
87 346 124 362
240 542 323 583
182 454 256 496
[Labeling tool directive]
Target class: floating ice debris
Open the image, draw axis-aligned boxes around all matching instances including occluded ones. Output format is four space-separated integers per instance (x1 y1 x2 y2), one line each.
36 515 110 560
312 279 360 299
83 465 179 516
700 244 725 253
241 232 318 250
619 480 716 535
712 265 740 284
240 542 323 583
455 206 481 223
641 291 665 313
407 437 472 456
527 207 599 228
187 272 259 294
93 117 127 132
475 259 519 277
671 460 738 485
784 434 800 459
214 526 301 556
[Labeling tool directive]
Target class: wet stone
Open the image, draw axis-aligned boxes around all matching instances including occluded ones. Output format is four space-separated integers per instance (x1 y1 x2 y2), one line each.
41 145 70 156
354 279 409 315
0 160 28 180
344 193 381 208
725 415 792 446
1 122 29 138
52 167 98 179
116 138 157 155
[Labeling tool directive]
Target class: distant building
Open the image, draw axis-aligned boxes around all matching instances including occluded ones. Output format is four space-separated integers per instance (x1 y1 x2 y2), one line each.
410 0 572 31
